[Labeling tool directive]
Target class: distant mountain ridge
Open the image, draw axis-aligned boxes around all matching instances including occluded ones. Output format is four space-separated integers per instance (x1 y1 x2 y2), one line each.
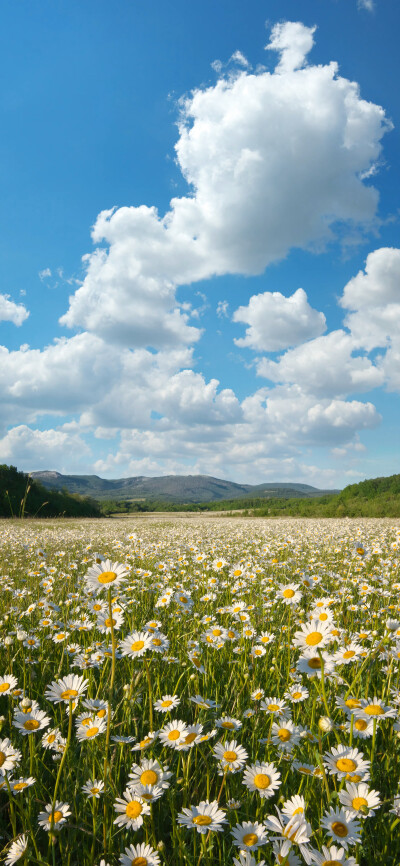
31 471 340 504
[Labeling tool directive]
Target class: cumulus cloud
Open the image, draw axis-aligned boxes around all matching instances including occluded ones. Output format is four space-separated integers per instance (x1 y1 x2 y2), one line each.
233 288 326 351
0 294 29 326
358 0 375 12
60 22 390 347
256 329 384 396
0 425 90 472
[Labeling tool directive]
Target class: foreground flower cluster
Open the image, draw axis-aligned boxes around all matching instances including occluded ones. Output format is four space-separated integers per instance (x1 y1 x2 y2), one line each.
0 515 399 865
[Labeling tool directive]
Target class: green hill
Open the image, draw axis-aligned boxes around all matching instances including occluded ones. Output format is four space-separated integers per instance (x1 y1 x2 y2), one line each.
0 465 101 518
251 473 400 518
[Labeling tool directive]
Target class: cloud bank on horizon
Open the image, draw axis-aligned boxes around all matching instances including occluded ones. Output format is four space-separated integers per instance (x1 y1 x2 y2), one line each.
1 19 399 486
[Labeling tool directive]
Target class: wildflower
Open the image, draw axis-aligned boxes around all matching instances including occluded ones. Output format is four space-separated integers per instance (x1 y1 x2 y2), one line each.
285 685 309 703
82 779 105 799
277 584 302 605
153 695 180 713
119 631 153 659
159 720 188 749
190 695 218 710
128 759 172 791
131 731 158 752
4 834 28 865
242 762 281 798
297 650 335 679
113 790 150 829
177 800 227 834
13 709 50 735
215 716 242 731
10 776 36 794
338 782 381 816
76 717 107 741
0 675 18 695
260 697 288 717
320 807 361 849
323 745 370 780
44 673 88 705
271 720 301 751
264 810 312 864
213 739 248 773
231 820 268 850
292 620 333 650
0 737 22 776
309 845 357 866
120 842 160 866
355 697 397 720
85 559 128 594
233 854 266 866
37 801 71 831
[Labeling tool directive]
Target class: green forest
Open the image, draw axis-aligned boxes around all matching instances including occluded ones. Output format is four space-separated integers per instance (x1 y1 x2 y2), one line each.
0 465 101 518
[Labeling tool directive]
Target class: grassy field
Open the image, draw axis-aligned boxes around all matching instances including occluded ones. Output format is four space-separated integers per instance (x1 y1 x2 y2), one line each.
0 515 399 866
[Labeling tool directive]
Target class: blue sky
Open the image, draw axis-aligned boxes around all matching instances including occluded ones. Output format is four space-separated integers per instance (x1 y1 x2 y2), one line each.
0 0 399 487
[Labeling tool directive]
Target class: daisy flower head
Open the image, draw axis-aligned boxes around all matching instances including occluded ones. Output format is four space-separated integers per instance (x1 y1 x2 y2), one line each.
96 609 124 634
231 820 268 851
4 834 28 866
119 631 153 659
76 717 107 742
297 650 335 679
0 675 18 696
215 716 242 732
356 697 397 721
0 737 22 776
131 731 158 752
272 844 302 866
242 762 281 799
323 744 370 780
177 799 227 834
13 709 50 736
10 776 36 794
271 720 301 751
120 842 160 866
293 619 333 650
285 685 309 703
178 724 204 751
113 790 150 830
44 673 88 705
338 781 381 817
260 697 288 717
321 807 361 849
281 795 307 821
128 758 172 791
213 739 248 773
37 801 71 831
159 720 188 749
309 845 357 866
82 779 105 799
277 584 302 605
85 559 128 594
233 855 266 866
264 810 312 864
154 694 180 713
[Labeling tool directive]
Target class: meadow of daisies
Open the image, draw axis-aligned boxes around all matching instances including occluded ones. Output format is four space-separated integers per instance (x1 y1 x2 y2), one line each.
0 514 399 866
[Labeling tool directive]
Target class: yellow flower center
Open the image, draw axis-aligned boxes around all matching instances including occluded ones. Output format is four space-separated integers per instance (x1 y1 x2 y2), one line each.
140 738 151 748
132 858 148 866
105 618 116 627
86 726 99 738
345 698 361 708
93 604 102 611
0 683 10 693
305 631 323 646
363 704 383 716
152 639 162 646
167 730 181 741
346 773 362 782
292 692 302 699
161 700 172 708
352 796 368 810
221 722 234 729
331 821 348 837
131 641 145 652
307 657 321 669
212 629 222 636
126 801 142 819
355 719 367 731
91 787 100 795
185 732 197 744
267 703 280 711
193 814 211 825
47 734 56 743
51 810 64 823
336 758 357 772
96 709 107 718
253 773 270 789
242 833 258 846
343 651 355 659
283 588 295 598
293 806 304 815
97 571 117 584
60 689 79 699
24 719 40 730
140 770 158 785
223 750 237 761
278 728 291 742
13 782 28 790
322 861 343 866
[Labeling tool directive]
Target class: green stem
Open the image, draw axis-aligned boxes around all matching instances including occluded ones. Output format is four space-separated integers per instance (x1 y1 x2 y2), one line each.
50 700 73 833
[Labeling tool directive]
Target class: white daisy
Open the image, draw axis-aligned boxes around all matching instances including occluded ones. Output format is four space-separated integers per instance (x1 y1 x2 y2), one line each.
213 739 248 773
153 695 180 713
119 842 160 866
231 820 268 850
85 559 128 594
338 782 381 817
82 779 105 799
320 807 361 849
37 801 71 831
44 673 88 705
323 745 370 780
5 834 28 865
308 845 357 866
242 762 281 799
13 709 50 736
113 790 150 830
76 717 107 742
177 800 227 834
0 675 18 695
159 720 188 749
128 758 172 791
119 631 153 659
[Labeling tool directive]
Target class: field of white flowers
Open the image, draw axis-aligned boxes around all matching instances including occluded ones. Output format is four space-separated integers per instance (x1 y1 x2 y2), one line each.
0 515 399 866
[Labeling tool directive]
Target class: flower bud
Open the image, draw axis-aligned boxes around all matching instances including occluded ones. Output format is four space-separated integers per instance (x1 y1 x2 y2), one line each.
318 716 334 733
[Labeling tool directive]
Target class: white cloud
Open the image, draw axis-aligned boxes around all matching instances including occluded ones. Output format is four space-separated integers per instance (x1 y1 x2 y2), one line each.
39 268 52 281
0 294 29 326
265 21 316 73
216 300 229 319
256 329 384 396
233 288 326 351
60 22 390 347
0 425 90 472
357 0 375 12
